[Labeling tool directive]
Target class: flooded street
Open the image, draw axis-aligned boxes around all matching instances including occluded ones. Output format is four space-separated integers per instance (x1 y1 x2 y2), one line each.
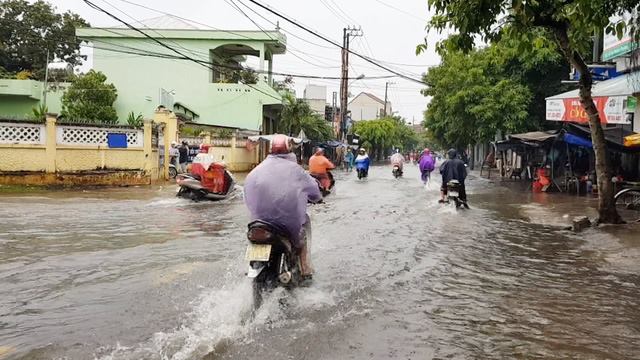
1 165 640 359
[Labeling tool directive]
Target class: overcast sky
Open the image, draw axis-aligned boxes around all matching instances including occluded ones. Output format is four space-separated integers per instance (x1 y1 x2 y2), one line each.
48 0 445 124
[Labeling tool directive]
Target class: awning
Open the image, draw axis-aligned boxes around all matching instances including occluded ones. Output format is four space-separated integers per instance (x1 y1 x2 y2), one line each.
546 73 638 125
509 131 559 143
625 133 640 147
494 130 560 151
565 123 640 153
563 133 592 148
547 73 638 99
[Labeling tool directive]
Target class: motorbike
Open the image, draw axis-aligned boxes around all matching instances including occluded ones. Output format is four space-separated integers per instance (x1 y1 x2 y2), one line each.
356 166 368 180
310 171 335 196
176 165 236 201
445 180 467 209
245 220 306 307
169 164 178 179
392 165 403 179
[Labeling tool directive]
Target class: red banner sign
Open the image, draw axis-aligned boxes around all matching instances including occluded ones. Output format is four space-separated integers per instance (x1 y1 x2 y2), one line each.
546 96 629 124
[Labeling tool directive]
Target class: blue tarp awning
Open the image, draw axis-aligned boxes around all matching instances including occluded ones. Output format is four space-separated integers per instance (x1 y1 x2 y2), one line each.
563 133 592 148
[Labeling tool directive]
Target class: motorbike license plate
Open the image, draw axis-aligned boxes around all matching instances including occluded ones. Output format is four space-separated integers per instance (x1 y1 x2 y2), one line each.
245 244 271 261
449 191 459 197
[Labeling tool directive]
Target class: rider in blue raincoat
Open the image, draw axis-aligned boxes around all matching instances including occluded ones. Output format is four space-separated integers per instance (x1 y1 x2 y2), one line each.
354 148 370 177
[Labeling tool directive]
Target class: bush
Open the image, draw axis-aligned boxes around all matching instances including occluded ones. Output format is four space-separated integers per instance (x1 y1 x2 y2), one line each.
126 111 144 128
61 70 118 124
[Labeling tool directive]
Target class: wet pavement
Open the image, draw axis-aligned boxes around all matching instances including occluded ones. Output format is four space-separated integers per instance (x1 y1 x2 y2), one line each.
1 165 639 359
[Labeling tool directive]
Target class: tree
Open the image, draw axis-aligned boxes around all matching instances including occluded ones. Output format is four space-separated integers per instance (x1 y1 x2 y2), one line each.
423 30 567 149
279 93 334 141
422 0 638 223
61 70 118 124
0 0 89 78
351 117 418 160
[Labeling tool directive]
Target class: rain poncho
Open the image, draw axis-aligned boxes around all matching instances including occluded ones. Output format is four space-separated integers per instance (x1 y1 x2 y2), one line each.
440 158 467 184
354 154 370 171
390 153 404 170
244 154 322 247
418 153 435 172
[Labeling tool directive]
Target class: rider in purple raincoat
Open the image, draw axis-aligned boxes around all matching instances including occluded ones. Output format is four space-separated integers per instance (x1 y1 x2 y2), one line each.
244 134 322 277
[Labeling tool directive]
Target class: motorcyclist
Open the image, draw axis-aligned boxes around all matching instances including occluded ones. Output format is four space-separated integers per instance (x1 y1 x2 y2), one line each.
439 148 468 207
418 148 435 185
244 134 322 278
308 147 335 191
390 149 404 174
354 148 370 177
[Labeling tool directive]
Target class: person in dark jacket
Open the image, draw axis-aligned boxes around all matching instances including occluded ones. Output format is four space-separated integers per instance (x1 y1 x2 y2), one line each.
439 148 468 205
178 141 189 173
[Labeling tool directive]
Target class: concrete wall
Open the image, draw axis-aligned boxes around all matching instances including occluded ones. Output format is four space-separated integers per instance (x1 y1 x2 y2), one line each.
0 116 162 186
0 145 47 171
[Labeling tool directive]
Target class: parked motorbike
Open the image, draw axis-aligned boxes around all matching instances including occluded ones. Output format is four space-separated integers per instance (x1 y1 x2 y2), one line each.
168 164 178 179
392 165 403 179
445 180 467 209
176 166 235 201
310 171 335 196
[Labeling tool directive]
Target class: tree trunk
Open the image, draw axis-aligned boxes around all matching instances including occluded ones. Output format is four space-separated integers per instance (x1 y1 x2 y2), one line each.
553 26 622 224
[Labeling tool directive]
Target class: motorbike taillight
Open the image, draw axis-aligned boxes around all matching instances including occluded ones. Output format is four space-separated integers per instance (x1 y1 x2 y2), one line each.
247 227 274 242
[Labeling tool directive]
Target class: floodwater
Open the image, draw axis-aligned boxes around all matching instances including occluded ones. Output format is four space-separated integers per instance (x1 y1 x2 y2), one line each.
1 165 639 359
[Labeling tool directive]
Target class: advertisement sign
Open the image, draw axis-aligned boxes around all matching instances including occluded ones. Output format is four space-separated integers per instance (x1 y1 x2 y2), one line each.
603 13 635 61
546 96 631 125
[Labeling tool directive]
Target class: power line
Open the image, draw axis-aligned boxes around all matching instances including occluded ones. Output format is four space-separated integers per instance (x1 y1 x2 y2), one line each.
226 0 339 69
89 41 393 80
112 0 336 50
83 0 283 102
370 0 426 22
246 0 426 85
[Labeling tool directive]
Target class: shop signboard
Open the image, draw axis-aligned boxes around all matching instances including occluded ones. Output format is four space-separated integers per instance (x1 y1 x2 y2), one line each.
603 13 636 61
546 96 631 125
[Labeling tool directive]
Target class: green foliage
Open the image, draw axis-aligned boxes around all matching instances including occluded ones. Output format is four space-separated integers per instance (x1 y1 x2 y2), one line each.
422 29 568 148
0 0 89 79
61 70 118 124
215 128 234 139
351 117 418 159
31 104 48 121
126 112 144 128
279 93 334 141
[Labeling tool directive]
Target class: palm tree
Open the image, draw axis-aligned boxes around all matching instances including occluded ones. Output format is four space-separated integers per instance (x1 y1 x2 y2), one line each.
279 93 334 141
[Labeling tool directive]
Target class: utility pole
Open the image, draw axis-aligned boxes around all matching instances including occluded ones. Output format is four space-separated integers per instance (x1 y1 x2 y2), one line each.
43 49 50 108
383 81 394 117
332 91 338 133
339 26 362 139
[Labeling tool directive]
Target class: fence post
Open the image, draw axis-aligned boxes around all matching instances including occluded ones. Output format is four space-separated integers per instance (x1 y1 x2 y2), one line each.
230 130 238 170
153 110 178 180
143 119 153 173
45 115 57 173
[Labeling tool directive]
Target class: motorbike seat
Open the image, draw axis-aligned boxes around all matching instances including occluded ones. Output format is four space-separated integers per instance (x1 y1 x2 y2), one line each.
247 220 291 238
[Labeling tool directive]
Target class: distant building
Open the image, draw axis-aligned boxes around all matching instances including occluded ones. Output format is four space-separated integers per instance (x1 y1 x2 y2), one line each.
348 92 391 121
303 84 327 115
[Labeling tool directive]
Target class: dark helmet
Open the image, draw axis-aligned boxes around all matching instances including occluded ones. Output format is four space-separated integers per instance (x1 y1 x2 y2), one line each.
447 148 458 159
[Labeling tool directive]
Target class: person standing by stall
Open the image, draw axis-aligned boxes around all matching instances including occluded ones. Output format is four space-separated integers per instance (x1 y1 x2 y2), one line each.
344 148 354 172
